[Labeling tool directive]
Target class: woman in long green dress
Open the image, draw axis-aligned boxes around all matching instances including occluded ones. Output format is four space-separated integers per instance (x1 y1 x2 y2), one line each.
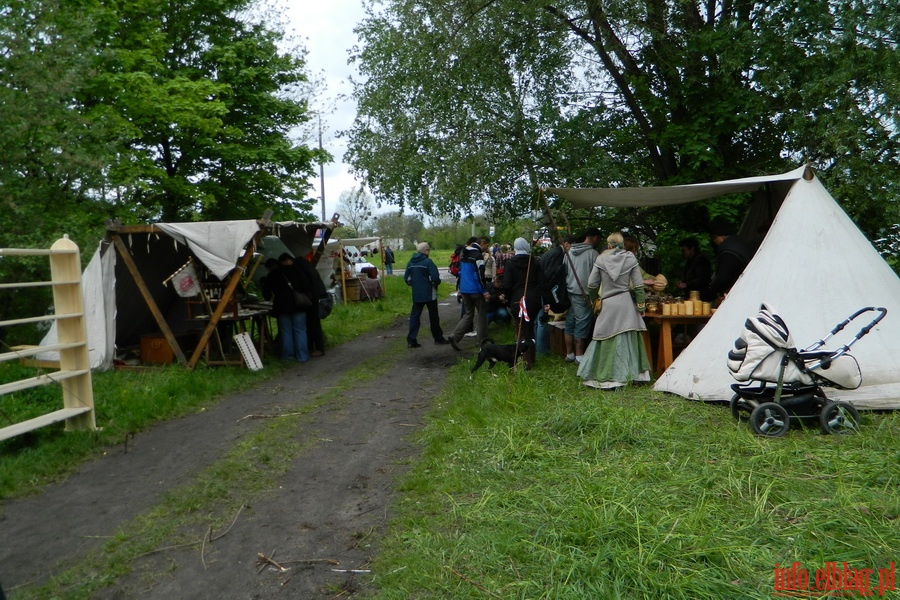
577 232 651 390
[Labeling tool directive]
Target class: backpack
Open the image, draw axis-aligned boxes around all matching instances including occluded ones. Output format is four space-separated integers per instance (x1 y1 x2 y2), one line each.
449 247 462 277
539 245 570 313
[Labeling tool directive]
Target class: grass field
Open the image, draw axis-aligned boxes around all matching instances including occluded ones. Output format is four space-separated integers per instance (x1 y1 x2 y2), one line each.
365 356 900 599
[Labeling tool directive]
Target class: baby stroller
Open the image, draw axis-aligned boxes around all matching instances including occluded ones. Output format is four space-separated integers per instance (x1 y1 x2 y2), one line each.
727 303 887 437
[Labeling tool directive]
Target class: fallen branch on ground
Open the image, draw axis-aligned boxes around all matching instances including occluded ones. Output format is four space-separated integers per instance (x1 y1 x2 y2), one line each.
256 552 289 572
209 504 245 542
237 412 304 422
449 567 501 598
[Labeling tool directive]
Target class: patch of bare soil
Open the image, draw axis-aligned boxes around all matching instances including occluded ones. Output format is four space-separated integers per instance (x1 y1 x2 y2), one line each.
0 294 467 599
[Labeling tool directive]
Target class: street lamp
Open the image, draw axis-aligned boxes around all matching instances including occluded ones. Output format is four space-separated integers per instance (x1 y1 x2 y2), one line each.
318 114 326 222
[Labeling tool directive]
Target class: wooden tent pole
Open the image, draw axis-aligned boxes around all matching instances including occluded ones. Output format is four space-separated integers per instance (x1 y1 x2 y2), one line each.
187 231 262 370
378 237 386 297
111 234 188 366
340 242 348 304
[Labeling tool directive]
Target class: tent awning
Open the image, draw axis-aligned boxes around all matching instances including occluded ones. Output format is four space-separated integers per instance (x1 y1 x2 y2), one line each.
544 165 809 208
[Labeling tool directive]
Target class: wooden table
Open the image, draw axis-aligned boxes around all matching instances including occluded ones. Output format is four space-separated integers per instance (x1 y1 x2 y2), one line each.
192 307 271 365
645 314 712 375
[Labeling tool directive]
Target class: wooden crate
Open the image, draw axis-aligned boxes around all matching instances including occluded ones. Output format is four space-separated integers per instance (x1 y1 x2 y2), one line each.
548 321 567 357
140 333 194 365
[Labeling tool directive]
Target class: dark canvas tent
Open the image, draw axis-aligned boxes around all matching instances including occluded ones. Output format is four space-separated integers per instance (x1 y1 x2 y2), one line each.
546 166 900 410
39 219 335 370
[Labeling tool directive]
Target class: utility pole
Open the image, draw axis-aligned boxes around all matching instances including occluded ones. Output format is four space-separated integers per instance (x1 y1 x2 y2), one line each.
318 114 326 222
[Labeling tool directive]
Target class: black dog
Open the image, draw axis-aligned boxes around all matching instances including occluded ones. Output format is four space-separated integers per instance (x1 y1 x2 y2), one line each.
471 338 535 374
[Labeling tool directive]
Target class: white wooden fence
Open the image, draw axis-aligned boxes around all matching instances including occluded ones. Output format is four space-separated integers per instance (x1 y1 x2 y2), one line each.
0 236 96 441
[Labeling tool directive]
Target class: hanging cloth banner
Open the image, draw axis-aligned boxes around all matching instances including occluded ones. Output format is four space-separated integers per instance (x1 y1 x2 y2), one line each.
169 261 201 297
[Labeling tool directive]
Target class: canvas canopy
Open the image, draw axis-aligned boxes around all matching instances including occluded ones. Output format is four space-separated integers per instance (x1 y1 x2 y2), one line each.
546 166 900 410
253 234 382 286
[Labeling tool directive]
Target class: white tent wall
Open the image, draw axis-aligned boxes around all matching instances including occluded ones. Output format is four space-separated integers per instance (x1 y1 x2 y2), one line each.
37 242 116 370
654 175 900 409
548 167 900 410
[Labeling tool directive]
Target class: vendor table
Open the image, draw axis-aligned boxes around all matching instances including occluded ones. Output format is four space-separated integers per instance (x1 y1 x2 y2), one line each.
644 314 712 375
359 276 384 300
192 306 271 366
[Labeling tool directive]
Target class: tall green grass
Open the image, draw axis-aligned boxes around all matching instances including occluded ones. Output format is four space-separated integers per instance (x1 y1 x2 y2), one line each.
366 359 900 599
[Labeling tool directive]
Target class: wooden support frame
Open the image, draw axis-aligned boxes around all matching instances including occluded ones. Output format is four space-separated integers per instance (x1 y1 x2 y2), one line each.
187 230 263 369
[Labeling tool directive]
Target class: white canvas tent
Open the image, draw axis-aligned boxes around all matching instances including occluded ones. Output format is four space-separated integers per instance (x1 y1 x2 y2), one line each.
546 166 900 410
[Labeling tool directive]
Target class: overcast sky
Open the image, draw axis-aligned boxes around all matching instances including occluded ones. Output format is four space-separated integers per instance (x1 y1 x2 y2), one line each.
285 0 369 222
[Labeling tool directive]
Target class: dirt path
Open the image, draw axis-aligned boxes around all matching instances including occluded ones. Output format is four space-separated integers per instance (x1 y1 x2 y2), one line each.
0 291 466 599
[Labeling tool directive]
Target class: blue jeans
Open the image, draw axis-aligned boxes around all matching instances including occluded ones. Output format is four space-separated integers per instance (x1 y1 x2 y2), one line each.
386 263 393 275
277 311 309 361
535 308 551 355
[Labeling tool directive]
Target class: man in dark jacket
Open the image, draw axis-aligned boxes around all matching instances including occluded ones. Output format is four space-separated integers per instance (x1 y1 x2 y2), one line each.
705 217 753 304
292 254 328 355
405 243 450 348
501 237 546 368
676 237 712 294
448 236 490 350
266 253 318 361
384 244 396 275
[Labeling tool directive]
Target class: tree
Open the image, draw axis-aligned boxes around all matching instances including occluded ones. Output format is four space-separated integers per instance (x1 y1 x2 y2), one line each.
1 0 325 225
373 211 425 248
336 187 375 236
0 0 325 342
347 0 899 238
82 0 324 221
346 0 623 220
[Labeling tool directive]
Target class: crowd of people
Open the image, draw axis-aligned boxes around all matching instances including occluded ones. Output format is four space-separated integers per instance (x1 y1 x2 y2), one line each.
422 220 751 390
258 220 752 386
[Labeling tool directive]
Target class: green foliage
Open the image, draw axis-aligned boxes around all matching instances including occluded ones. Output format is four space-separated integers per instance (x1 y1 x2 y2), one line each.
374 211 426 248
348 0 621 218
368 359 900 598
349 0 899 243
84 0 321 221
0 0 324 343
0 0 322 242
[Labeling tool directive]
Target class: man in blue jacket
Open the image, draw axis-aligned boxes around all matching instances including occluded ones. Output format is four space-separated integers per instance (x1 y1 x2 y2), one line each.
449 236 490 350
405 242 451 348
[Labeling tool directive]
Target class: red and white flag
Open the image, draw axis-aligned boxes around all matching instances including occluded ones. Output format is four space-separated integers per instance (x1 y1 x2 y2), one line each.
518 296 530 322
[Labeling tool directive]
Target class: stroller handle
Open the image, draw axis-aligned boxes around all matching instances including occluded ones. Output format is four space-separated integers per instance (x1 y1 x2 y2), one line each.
804 306 887 370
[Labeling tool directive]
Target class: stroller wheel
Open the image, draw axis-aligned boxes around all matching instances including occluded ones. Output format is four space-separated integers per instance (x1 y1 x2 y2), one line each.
819 401 861 435
749 402 790 437
730 393 754 423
